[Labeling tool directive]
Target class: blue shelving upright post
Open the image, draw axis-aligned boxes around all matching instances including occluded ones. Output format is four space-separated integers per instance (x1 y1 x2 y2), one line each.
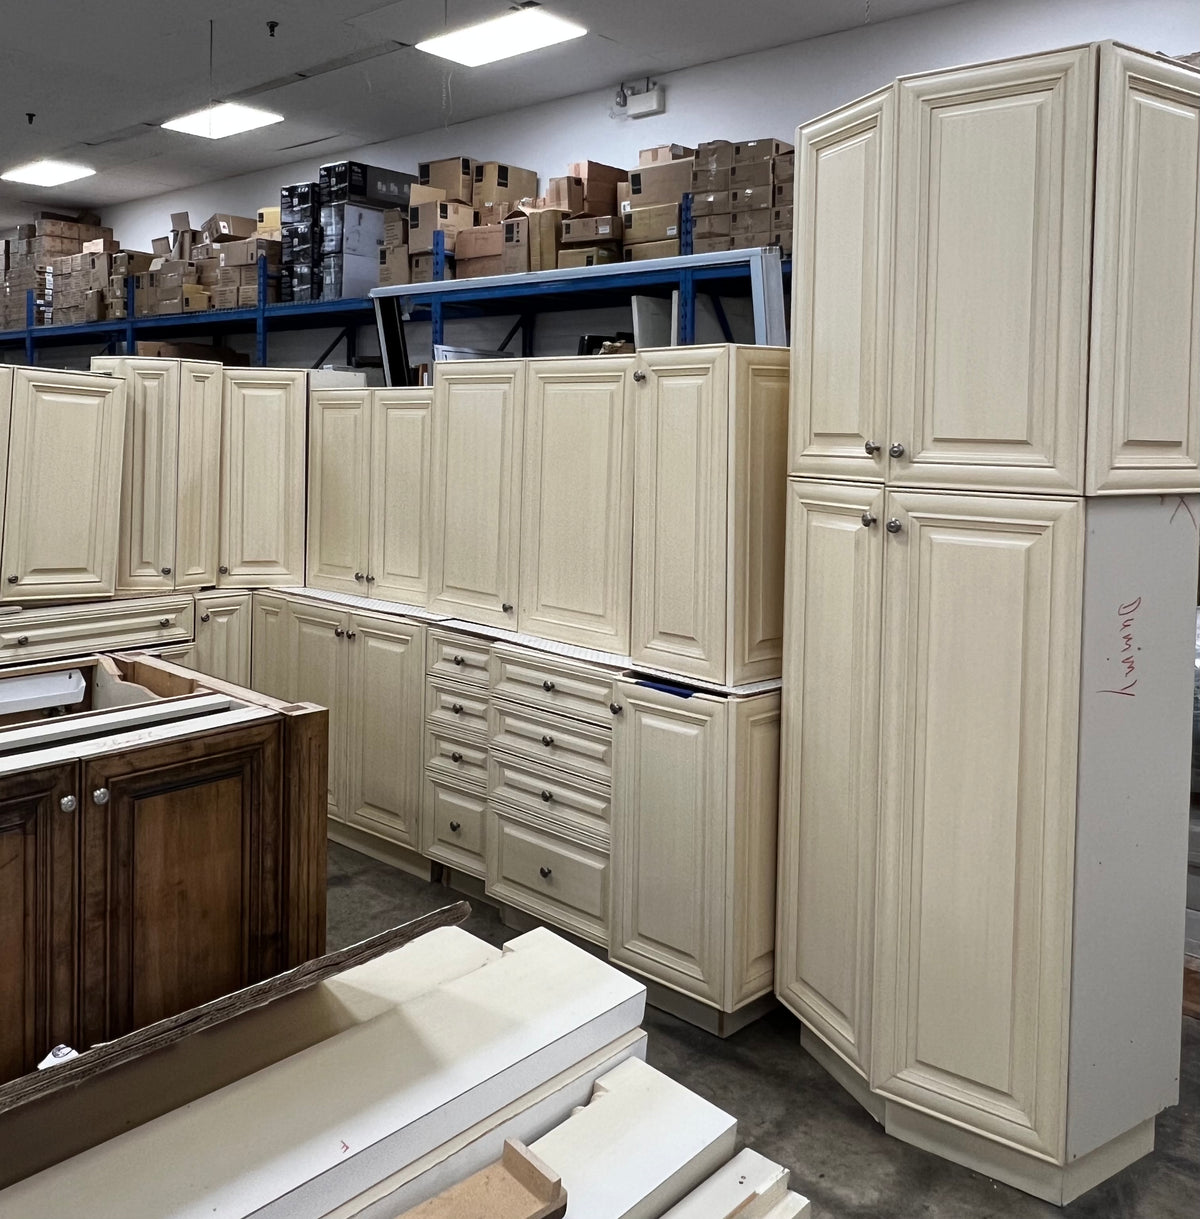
430 230 447 347
255 254 269 365
24 288 34 364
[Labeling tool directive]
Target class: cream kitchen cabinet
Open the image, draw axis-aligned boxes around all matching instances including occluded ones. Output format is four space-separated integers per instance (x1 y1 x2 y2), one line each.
0 366 126 603
192 590 252 686
219 368 307 586
249 592 292 701
307 387 433 604
632 345 789 686
90 357 222 593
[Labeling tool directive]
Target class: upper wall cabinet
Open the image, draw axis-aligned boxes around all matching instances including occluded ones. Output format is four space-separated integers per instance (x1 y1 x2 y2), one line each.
0 367 126 603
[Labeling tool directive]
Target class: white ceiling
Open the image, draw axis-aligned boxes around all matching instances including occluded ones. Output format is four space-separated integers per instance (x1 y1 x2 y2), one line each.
0 0 967 229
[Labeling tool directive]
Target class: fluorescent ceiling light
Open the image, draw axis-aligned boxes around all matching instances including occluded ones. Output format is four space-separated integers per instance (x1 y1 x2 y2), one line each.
417 6 586 67
1 159 95 187
162 102 284 139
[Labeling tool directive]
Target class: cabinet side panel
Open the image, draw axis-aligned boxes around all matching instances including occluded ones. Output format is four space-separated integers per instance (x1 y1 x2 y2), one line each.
1067 494 1200 1157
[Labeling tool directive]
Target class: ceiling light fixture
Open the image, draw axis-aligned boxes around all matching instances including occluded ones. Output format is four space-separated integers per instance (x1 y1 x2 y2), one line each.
416 4 586 67
1 159 95 187
162 101 284 139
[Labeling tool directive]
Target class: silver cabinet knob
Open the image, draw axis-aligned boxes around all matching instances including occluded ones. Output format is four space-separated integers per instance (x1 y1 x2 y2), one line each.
366 574 375 583
864 440 881 455
16 635 28 646
541 789 553 802
542 680 555 692
886 518 903 534
219 564 229 574
451 702 463 714
59 795 78 813
354 572 365 581
861 513 877 528
158 617 170 627
6 575 17 584
450 751 463 762
346 630 357 640
539 865 553 879
541 735 554 746
92 788 110 806
200 613 211 623
610 702 622 715
452 654 465 665
501 602 513 613
161 566 172 576
633 370 646 383
334 627 345 637
889 442 905 458
449 820 461 832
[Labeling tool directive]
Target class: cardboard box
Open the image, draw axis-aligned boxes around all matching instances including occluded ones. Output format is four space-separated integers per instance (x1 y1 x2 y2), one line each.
408 200 478 254
320 160 416 208
544 176 585 215
773 151 795 184
382 209 407 246
281 264 321 303
567 160 626 214
237 282 279 307
280 182 319 224
218 238 281 267
409 183 448 207
693 213 732 238
626 159 694 207
561 215 622 244
283 223 323 264
729 161 773 190
455 225 505 261
410 253 455 283
557 245 620 268
638 144 695 166
695 141 735 171
731 232 773 250
693 235 733 254
378 244 410 287
106 300 128 319
517 207 568 273
473 162 537 208
169 211 191 231
257 206 282 230
623 239 681 261
730 186 772 212
212 286 239 310
82 289 105 322
690 191 731 217
217 265 260 288
322 251 380 299
82 237 120 254
319 203 385 257
189 240 217 263
772 228 793 257
500 216 529 274
475 201 512 226
201 213 257 244
691 167 731 194
156 284 210 313
734 138 792 164
456 255 503 279
418 157 475 204
771 206 794 232
772 181 794 209
622 203 679 245
151 236 172 257
731 210 772 238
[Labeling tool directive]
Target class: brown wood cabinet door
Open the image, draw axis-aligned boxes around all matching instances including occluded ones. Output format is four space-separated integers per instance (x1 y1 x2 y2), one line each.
79 721 284 1044
0 764 80 1084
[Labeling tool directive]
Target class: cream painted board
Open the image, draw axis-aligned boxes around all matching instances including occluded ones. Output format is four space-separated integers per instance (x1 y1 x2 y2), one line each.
0 367 126 602
345 612 424 851
790 87 894 482
372 388 434 605
428 361 525 628
425 675 489 738
250 592 293 701
519 357 635 652
219 368 307 586
489 701 614 786
872 489 1083 1159
488 751 611 841
307 389 371 596
193 589 252 686
174 361 223 589
775 479 884 1076
422 776 487 877
425 727 489 790
660 1147 792 1218
889 47 1093 493
1086 44 1200 493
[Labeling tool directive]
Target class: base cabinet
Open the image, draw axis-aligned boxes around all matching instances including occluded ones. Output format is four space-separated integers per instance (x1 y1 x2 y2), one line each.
192 590 251 686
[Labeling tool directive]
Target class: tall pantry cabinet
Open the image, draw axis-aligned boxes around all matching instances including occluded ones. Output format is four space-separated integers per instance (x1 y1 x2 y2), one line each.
778 43 1200 1203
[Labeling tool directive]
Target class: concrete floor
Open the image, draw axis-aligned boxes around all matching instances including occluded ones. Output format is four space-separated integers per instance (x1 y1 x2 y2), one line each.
327 841 1199 1219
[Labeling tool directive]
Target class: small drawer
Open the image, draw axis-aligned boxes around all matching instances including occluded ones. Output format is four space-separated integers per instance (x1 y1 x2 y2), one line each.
486 811 608 946
490 752 611 839
490 645 620 726
425 729 488 789
427 629 490 685
425 677 489 737
423 778 487 877
489 702 612 786
0 596 194 666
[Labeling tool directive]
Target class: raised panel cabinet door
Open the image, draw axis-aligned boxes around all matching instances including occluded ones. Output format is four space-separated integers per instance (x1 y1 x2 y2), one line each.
0 368 126 602
250 592 292 701
345 613 424 849
791 87 894 482
631 347 728 683
428 361 525 629
193 590 252 686
872 489 1083 1159
610 680 727 1007
0 367 12 522
219 369 307 586
775 480 884 1076
91 357 180 595
371 388 434 605
0 764 79 1085
79 721 284 1044
1087 45 1200 494
288 600 349 822
307 389 371 595
174 361 223 588
889 47 1093 493
519 357 635 652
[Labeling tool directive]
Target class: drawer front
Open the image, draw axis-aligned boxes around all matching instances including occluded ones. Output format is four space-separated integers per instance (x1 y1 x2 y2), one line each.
489 752 611 839
487 811 609 945
489 702 613 785
425 729 488 789
422 778 487 877
427 629 490 685
425 677 489 737
0 597 195 666
490 645 619 725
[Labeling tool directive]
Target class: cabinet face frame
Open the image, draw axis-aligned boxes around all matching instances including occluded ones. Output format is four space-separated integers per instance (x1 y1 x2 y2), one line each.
306 389 372 596
193 590 252 687
249 593 293 702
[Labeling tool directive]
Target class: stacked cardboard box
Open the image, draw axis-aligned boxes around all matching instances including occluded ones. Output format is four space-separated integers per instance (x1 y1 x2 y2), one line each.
378 208 410 287
2 217 114 327
472 161 537 210
770 149 795 256
281 181 322 302
685 138 794 253
320 202 385 299
101 250 154 319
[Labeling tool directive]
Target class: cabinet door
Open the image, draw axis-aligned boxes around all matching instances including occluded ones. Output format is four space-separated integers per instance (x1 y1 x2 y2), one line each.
631 347 728 683
371 388 434 605
0 765 79 1085
775 480 884 1076
307 389 371 595
288 600 349 822
219 369 307 586
345 613 424 849
174 361 223 588
791 87 894 482
92 357 179 595
428 362 525 628
250 592 292 700
193 590 252 686
872 490 1083 1159
80 722 284 1043
520 358 634 652
610 680 727 1007
889 48 1093 493
0 368 126 602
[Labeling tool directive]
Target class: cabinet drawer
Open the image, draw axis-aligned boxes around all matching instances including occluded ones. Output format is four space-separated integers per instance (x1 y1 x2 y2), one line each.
0 597 194 666
489 752 611 839
422 778 487 878
490 645 620 726
427 629 490 685
424 677 489 737
487 811 608 945
425 729 488 790
489 702 612 785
